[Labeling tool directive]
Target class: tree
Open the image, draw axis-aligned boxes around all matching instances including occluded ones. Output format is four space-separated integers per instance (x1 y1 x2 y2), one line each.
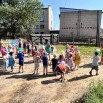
0 0 43 38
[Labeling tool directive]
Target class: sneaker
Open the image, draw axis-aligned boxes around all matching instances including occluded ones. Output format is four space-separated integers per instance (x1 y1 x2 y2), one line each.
89 71 92 76
96 73 99 75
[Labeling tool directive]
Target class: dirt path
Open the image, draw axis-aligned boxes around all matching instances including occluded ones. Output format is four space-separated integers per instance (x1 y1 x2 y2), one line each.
0 51 103 103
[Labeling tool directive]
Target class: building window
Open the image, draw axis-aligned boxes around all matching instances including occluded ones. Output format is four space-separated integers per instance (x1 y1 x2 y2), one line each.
40 17 44 22
35 25 40 29
40 25 44 29
40 11 44 15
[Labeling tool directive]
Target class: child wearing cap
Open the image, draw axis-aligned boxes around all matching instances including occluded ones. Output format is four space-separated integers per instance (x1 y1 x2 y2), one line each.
50 54 58 72
42 52 48 75
17 49 24 73
89 51 99 75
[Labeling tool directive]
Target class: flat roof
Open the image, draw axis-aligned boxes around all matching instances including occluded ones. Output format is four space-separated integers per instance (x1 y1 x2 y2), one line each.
60 7 102 13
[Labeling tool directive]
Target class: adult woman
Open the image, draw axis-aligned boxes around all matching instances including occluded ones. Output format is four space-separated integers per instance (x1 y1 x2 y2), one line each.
45 39 51 60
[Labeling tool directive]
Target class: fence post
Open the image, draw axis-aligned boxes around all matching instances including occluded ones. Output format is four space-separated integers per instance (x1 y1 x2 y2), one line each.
50 34 53 44
40 35 42 44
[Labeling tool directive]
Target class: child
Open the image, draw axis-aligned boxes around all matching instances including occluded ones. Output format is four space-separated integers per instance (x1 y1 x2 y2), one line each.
74 46 81 69
8 52 15 72
42 52 48 75
55 64 70 82
89 51 99 75
67 53 74 71
17 49 24 73
33 51 41 75
3 51 9 71
51 54 58 72
58 55 65 65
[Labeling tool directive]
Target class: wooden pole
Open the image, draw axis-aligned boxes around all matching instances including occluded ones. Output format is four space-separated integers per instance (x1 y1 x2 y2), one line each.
96 11 100 46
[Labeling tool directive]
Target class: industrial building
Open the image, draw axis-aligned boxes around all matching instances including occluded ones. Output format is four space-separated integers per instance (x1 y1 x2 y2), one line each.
59 8 102 42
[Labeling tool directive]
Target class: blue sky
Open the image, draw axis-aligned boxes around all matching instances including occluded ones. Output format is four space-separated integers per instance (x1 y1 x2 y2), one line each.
40 0 103 30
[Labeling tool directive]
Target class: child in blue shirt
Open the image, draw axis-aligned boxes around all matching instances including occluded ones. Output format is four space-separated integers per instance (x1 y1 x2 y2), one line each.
9 52 15 72
17 49 24 73
42 52 48 75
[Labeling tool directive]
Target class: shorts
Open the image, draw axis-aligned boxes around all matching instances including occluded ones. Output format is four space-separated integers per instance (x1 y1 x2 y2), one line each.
19 61 24 66
34 63 39 70
55 67 63 74
43 65 48 68
92 66 98 70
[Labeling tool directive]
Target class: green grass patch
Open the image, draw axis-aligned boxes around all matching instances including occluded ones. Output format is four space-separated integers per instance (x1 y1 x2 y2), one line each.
56 44 100 56
84 81 103 103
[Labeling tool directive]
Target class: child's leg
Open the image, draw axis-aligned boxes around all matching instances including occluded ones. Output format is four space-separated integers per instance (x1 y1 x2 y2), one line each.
11 66 13 72
89 69 93 75
22 66 23 73
46 66 48 75
43 67 45 75
19 65 21 73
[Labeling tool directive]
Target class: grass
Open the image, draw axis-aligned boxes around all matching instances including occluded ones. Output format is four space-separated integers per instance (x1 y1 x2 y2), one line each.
84 81 103 103
56 44 100 56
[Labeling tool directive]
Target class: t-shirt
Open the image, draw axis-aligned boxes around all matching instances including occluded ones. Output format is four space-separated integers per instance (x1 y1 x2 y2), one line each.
17 52 24 62
92 56 99 66
34 56 40 63
58 60 65 65
52 58 58 68
57 64 66 71
42 56 48 65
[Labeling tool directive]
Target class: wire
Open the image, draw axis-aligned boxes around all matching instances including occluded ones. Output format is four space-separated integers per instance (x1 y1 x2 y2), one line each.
64 0 67 7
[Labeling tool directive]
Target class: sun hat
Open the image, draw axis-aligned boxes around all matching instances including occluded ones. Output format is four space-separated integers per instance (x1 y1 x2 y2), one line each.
53 54 57 57
43 51 48 55
18 48 23 52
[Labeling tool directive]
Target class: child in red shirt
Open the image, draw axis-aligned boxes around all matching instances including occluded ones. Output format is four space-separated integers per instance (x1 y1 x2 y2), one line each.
55 64 70 82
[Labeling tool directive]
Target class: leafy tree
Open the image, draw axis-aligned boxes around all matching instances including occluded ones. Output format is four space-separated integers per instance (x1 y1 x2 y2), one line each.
0 0 43 38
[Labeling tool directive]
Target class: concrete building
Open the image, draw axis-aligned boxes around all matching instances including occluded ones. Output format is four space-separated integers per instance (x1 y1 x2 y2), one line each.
59 8 102 42
35 5 53 34
100 29 103 37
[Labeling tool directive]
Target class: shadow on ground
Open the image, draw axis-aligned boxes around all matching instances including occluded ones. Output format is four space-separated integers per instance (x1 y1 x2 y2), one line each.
80 63 92 68
41 78 59 85
0 69 18 76
6 73 56 81
68 75 92 82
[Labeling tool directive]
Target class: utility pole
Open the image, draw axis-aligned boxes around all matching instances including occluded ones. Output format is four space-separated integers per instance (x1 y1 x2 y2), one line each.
96 11 100 46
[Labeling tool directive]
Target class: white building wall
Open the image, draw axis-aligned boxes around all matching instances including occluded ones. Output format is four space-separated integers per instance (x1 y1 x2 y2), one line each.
60 10 102 39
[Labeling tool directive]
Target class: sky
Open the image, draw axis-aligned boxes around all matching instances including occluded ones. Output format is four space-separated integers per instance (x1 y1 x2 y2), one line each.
40 0 103 30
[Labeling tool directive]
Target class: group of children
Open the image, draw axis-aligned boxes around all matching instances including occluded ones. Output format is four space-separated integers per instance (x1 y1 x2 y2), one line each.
1 38 103 82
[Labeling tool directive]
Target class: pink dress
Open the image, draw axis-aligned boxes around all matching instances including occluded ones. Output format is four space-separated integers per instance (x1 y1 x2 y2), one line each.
1 47 6 56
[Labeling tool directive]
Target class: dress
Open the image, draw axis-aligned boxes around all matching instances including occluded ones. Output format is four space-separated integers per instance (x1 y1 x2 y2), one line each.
9 56 15 67
45 42 51 54
74 53 80 65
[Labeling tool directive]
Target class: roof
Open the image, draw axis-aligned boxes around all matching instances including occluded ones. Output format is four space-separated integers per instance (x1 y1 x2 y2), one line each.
60 7 102 13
